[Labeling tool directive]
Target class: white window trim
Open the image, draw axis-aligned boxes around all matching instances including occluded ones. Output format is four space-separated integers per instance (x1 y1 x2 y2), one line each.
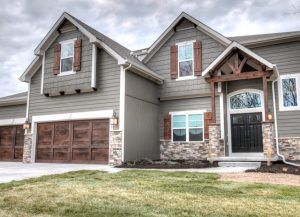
59 38 77 76
278 74 300 111
169 110 206 142
0 118 26 126
176 40 195 80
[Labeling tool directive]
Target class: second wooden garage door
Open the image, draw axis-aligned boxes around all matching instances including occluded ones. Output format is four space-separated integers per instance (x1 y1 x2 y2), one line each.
36 120 109 163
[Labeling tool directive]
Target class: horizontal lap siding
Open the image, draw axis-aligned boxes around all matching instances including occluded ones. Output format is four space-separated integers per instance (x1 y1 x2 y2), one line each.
159 97 220 139
43 30 92 94
124 72 160 161
146 27 225 98
253 41 300 137
29 48 120 119
0 104 26 119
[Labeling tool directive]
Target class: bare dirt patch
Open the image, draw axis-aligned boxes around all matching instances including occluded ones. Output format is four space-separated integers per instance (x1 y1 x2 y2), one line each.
246 161 300 175
220 172 300 186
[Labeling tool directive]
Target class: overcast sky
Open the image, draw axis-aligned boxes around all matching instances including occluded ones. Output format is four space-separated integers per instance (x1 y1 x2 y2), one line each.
0 0 299 97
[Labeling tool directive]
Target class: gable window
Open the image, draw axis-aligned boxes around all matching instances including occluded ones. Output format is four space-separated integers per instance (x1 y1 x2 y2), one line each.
60 39 75 75
279 74 300 111
171 111 204 142
178 42 194 78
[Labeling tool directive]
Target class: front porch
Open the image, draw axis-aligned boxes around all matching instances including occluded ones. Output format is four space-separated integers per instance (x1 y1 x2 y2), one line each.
204 42 277 162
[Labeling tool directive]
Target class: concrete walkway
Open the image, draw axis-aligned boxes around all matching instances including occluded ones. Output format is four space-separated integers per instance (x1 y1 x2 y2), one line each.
0 162 121 184
0 162 257 184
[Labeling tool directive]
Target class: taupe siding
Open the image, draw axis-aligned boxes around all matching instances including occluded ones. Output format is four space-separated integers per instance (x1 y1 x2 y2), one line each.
0 104 26 119
253 41 300 137
29 48 120 118
146 27 225 98
124 71 160 161
159 97 220 139
43 29 92 94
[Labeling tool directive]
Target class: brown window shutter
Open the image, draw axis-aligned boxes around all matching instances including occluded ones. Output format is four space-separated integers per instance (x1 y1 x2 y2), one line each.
204 112 212 139
73 39 82 71
164 115 172 140
53 43 61 75
194 41 202 76
170 45 178 79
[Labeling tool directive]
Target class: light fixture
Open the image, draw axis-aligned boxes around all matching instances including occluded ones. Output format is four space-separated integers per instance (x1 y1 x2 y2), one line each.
268 113 273 121
23 121 31 130
110 112 118 126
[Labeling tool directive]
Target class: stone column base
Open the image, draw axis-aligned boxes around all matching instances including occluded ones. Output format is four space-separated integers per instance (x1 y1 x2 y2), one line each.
109 130 122 166
262 121 276 161
208 124 223 162
23 133 33 163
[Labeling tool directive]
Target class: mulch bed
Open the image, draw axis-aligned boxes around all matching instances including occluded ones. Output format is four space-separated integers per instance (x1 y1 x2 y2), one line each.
246 161 300 175
116 159 218 169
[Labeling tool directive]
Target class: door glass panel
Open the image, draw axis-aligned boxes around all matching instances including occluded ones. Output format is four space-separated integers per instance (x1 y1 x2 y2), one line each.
230 92 262 109
248 114 262 123
232 115 244 124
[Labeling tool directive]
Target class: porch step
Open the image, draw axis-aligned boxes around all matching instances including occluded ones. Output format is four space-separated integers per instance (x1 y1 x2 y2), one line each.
218 161 261 168
213 157 266 162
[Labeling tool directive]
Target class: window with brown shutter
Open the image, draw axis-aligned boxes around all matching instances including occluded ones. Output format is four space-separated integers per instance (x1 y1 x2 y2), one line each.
53 43 61 75
204 112 212 139
73 39 82 71
170 45 178 79
164 115 171 140
194 41 202 76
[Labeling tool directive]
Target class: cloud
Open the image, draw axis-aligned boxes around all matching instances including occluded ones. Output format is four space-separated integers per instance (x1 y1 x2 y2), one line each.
0 0 299 97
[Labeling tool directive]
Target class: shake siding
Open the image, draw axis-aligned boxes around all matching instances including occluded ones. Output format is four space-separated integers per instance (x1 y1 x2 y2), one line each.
0 104 26 119
252 41 300 137
43 29 92 94
29 48 120 119
124 71 160 161
159 97 220 139
146 27 225 98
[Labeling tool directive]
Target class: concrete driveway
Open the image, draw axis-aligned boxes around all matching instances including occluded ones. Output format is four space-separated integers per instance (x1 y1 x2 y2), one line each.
0 162 121 184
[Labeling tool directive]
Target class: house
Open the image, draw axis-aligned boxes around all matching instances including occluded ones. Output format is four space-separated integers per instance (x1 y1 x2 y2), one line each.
0 12 299 165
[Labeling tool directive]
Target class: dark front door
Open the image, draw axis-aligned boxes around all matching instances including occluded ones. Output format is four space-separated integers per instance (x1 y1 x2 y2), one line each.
231 113 263 153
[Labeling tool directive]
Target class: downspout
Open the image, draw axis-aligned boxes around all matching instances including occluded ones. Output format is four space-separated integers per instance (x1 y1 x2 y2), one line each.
272 66 300 167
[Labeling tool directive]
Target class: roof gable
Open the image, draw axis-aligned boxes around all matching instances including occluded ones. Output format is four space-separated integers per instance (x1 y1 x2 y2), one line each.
142 12 232 63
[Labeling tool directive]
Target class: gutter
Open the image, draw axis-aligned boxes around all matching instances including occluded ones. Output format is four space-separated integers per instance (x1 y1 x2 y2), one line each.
272 65 300 167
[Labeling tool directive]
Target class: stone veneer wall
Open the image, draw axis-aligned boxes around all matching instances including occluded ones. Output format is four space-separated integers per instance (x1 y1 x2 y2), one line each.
278 138 300 161
109 130 122 165
160 140 209 160
208 124 224 160
23 132 32 163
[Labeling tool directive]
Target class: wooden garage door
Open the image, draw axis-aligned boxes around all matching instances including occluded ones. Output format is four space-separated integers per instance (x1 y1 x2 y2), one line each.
0 126 24 161
36 120 109 163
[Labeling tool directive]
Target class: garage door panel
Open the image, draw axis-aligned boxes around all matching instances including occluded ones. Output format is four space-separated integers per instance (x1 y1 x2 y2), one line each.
37 119 109 163
54 122 71 146
36 148 51 161
91 148 108 162
0 126 24 161
53 148 69 161
14 148 23 160
72 148 89 161
0 148 12 160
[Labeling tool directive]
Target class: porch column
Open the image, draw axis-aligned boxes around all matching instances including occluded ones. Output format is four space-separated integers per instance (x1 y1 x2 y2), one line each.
263 76 269 120
23 130 33 163
210 81 216 123
262 121 276 164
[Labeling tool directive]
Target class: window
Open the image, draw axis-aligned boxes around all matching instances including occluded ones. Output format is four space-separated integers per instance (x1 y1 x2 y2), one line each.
60 39 75 75
178 42 194 78
279 74 300 111
230 92 262 110
171 111 204 142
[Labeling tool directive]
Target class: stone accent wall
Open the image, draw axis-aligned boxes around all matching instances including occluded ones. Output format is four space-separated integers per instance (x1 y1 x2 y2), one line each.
208 124 224 161
262 121 276 160
278 138 300 160
23 132 32 163
109 130 122 166
160 140 209 160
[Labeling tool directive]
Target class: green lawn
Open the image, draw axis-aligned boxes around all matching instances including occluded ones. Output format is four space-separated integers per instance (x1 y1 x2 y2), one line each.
0 170 299 217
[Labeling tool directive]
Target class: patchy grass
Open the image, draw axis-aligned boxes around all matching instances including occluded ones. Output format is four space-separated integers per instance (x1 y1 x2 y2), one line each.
0 170 299 217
